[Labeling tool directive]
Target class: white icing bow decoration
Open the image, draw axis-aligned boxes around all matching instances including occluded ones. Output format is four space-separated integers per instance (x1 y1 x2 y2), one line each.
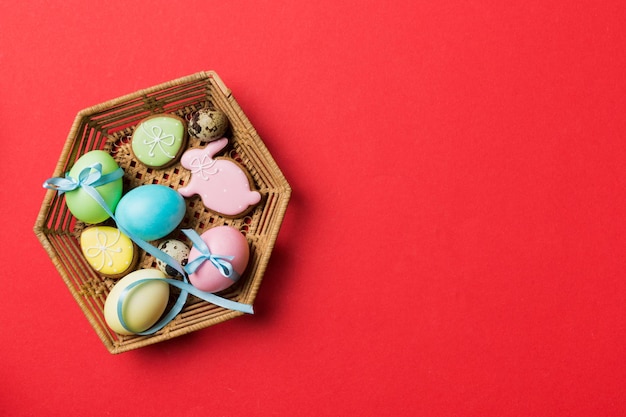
142 124 176 158
188 154 219 180
84 228 123 271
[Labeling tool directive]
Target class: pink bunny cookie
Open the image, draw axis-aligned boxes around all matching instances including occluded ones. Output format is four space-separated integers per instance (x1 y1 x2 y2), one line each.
178 138 261 217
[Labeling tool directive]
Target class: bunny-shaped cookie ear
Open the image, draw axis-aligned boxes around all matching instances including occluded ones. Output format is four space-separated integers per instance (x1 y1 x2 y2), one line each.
201 137 229 158
178 138 261 217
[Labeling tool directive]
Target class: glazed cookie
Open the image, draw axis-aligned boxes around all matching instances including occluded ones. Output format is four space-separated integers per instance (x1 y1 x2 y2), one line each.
178 138 262 217
187 108 229 142
80 226 138 279
131 114 187 169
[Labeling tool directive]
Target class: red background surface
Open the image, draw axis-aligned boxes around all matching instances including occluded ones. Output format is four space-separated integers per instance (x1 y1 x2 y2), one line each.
1 1 625 415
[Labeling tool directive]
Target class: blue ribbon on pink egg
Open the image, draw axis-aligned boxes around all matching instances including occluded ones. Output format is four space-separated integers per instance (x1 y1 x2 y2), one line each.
182 229 241 282
43 163 253 336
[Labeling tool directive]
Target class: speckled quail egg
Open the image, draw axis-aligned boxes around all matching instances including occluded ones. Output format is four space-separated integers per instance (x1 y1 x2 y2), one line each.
156 239 191 276
187 108 229 141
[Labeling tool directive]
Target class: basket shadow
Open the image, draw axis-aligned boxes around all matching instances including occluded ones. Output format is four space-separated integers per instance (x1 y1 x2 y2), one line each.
248 185 302 324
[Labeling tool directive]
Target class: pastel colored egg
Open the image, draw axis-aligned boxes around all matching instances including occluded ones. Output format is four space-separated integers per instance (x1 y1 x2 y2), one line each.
156 239 190 277
104 269 170 335
187 108 229 142
80 226 138 279
131 114 187 169
188 226 250 293
65 150 124 224
115 184 186 241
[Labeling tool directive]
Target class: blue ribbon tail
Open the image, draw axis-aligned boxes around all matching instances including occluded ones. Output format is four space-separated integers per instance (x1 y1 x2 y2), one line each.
118 277 253 335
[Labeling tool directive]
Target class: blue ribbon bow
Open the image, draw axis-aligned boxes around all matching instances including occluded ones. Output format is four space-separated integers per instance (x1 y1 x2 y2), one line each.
42 163 124 195
182 229 240 282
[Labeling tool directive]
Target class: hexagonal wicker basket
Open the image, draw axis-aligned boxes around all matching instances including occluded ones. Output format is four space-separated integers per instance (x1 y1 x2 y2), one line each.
34 71 291 354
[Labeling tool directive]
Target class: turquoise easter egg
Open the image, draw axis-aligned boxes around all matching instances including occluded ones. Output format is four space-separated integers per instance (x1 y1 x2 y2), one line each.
115 184 186 241
65 150 124 224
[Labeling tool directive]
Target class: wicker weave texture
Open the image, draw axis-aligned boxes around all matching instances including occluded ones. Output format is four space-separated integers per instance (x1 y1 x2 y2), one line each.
34 71 291 354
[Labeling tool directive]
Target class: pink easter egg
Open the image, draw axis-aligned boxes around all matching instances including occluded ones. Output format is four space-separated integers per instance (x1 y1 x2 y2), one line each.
188 226 250 293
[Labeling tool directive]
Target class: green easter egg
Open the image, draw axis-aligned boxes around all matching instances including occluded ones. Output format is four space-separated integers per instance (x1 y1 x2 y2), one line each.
65 150 123 224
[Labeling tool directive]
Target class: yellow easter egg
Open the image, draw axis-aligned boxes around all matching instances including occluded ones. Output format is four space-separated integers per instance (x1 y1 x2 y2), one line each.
104 269 169 335
80 226 137 278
